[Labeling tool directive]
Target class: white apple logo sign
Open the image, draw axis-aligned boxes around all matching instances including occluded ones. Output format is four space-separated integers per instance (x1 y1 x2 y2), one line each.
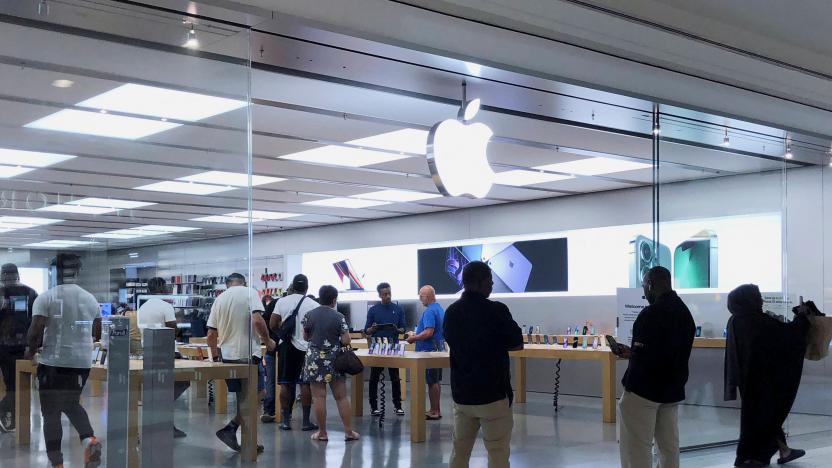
427 98 495 198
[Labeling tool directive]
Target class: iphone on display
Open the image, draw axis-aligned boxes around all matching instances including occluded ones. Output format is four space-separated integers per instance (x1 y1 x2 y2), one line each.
673 230 718 289
629 235 671 288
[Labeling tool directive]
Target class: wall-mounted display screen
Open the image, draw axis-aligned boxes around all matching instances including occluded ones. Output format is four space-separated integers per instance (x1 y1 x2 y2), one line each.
417 238 568 295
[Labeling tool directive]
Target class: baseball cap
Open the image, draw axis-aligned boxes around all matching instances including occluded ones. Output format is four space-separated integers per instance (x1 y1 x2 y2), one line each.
1 263 18 276
291 274 309 292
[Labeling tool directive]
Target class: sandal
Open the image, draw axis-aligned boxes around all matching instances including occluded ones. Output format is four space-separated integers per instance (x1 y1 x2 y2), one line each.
777 449 805 464
310 432 328 442
425 414 442 420
344 431 360 442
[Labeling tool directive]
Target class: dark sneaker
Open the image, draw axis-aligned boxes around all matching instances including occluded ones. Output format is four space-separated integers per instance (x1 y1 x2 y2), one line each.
278 422 292 431
260 414 275 423
215 426 240 452
257 444 264 454
394 407 405 416
82 436 102 468
173 426 187 438
301 422 319 432
370 409 382 417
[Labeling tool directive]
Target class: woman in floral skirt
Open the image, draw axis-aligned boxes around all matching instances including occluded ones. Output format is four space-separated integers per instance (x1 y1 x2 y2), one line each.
301 285 359 442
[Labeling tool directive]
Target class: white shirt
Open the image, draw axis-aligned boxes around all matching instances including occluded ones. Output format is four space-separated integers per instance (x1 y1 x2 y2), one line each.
137 298 176 343
207 286 263 361
32 284 100 369
277 294 319 352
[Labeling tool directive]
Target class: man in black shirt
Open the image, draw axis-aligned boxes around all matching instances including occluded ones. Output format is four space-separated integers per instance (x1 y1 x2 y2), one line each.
444 261 523 468
0 263 38 433
618 266 695 468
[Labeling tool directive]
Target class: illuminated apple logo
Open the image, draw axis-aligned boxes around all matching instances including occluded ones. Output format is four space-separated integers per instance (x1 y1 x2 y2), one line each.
427 98 495 198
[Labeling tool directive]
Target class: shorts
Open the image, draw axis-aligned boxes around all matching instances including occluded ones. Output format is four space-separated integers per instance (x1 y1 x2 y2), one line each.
223 356 265 393
277 341 307 385
426 368 443 385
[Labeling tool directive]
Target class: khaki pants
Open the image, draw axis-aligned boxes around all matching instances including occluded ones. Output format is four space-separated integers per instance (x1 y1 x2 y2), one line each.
618 391 680 468
450 398 513 468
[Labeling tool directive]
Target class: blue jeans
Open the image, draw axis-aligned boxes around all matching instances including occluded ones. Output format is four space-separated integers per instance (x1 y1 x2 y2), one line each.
263 353 277 416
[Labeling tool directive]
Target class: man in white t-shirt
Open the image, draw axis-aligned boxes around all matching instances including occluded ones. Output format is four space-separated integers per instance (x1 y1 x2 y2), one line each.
24 253 103 468
207 273 274 453
136 277 189 438
269 274 319 431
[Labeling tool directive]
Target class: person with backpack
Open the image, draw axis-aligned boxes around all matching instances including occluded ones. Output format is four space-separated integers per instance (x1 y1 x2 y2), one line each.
269 274 319 431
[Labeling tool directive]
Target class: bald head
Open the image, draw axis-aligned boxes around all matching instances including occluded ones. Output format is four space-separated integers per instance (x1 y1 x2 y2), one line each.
419 285 436 306
643 266 672 304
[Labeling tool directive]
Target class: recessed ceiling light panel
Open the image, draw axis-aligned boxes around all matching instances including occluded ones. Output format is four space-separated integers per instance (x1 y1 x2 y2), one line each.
535 157 652 176
26 109 181 140
191 215 250 224
0 148 76 167
38 205 116 215
178 171 283 187
227 210 300 220
134 181 236 195
0 165 35 179
351 190 441 202
68 198 155 209
494 169 574 187
77 84 246 121
303 197 390 209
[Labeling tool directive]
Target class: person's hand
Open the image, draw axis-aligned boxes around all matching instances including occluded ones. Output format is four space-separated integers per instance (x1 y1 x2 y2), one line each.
366 323 378 336
406 335 417 344
265 338 277 353
617 344 632 359
23 347 35 361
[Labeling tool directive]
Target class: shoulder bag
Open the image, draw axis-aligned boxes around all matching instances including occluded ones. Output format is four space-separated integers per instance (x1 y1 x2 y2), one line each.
334 345 365 375
276 296 305 345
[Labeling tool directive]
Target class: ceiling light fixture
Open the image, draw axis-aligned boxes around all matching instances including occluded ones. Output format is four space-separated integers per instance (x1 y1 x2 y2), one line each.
494 169 574 187
0 165 35 178
350 190 441 203
134 181 236 195
228 210 299 220
184 24 199 48
0 148 75 168
26 109 180 140
178 171 283 187
24 240 98 249
51 79 74 89
303 197 390 209
0 216 63 230
191 215 249 224
84 225 199 240
38 197 155 215
722 128 730 146
535 157 651 176
280 129 426 168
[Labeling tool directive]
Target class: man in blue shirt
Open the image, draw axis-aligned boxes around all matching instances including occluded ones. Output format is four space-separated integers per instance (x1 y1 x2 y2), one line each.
364 282 406 416
407 285 445 420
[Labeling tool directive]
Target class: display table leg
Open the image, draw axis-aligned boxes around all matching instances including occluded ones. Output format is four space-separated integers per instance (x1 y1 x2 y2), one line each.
128 377 141 468
351 373 364 417
196 379 207 398
89 380 103 397
409 364 426 443
513 357 527 404
214 379 228 414
239 365 258 462
601 354 616 423
15 361 32 445
399 367 406 400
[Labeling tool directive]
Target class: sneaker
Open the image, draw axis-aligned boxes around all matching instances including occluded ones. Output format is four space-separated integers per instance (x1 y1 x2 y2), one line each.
260 414 275 423
173 426 187 438
257 444 264 454
301 422 319 432
82 436 102 468
370 409 382 417
394 407 405 416
0 413 14 433
215 426 241 452
278 422 292 431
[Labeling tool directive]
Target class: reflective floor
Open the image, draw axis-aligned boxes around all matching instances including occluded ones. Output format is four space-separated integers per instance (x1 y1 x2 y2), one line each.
1 382 829 467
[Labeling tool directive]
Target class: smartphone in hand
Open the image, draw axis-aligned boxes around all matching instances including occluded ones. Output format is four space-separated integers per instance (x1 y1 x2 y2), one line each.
605 335 622 356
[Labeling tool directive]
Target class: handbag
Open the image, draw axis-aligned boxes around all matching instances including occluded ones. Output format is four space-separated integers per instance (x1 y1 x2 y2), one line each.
276 296 305 345
334 345 365 375
805 315 832 361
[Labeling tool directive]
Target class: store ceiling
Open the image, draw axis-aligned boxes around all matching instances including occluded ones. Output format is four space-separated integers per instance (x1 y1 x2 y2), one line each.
0 1 823 251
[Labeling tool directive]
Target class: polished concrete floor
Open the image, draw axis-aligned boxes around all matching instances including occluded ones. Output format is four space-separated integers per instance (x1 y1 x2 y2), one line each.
2 383 830 467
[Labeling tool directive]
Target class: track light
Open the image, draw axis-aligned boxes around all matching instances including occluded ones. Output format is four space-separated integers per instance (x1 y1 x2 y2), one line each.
184 24 199 48
652 122 660 135
785 145 793 159
38 0 49 15
722 128 730 146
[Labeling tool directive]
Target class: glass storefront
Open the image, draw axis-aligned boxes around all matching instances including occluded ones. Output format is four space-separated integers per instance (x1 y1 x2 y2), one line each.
1 1 830 466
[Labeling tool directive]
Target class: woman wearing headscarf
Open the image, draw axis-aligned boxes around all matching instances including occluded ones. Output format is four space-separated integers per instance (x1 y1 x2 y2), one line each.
724 284 810 467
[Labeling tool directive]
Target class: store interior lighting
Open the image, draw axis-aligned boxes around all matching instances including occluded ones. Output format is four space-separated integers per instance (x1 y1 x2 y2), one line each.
77 84 245 121
0 216 63 231
535 157 652 176
494 169 574 187
26 109 181 140
350 189 441 202
24 239 96 248
37 198 155 215
280 129 427 167
178 171 284 187
303 197 390 209
0 148 76 178
134 180 237 195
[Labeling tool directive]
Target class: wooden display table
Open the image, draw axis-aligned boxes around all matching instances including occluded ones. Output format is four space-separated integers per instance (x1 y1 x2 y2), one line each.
351 338 416 399
16 359 258 466
350 349 449 443
693 337 726 348
509 344 618 423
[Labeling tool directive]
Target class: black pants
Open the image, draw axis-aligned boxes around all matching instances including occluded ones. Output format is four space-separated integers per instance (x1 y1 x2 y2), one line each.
0 347 23 422
38 364 94 466
369 367 402 410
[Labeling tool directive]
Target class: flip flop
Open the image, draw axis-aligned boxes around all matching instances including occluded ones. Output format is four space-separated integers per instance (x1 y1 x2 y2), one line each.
310 433 328 442
344 431 360 442
777 449 805 464
425 414 442 420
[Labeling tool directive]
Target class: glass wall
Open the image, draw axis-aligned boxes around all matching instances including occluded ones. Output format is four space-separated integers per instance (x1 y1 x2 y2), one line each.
0 1 255 466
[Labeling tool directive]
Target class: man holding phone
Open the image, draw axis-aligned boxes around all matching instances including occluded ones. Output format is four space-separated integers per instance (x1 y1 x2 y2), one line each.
364 282 406 416
618 266 695 468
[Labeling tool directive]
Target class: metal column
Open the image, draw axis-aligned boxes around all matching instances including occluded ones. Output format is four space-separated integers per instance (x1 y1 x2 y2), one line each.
106 316 130 468
141 328 175 468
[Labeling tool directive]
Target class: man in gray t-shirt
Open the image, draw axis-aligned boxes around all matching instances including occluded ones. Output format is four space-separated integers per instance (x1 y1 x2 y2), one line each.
25 254 103 468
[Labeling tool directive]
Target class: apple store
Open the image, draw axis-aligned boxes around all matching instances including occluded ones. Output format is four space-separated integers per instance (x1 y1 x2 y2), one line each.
1 1 831 467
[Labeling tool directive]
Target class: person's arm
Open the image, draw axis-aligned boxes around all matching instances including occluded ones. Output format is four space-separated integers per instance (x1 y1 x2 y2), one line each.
252 312 275 352
302 314 311 342
207 328 219 360
92 317 102 342
497 304 523 351
407 308 436 344
364 307 377 336
397 305 407 334
340 316 351 346
24 315 47 360
269 308 282 331
164 303 177 329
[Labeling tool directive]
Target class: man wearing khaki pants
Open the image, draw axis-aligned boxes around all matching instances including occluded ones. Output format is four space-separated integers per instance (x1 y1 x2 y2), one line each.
616 267 695 468
444 261 524 468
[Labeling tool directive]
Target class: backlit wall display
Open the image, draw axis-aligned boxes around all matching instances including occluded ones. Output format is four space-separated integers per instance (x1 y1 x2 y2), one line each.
302 245 417 300
417 238 568 295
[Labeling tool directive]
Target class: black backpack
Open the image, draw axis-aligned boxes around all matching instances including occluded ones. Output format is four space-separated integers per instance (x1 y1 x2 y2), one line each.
276 296 306 345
